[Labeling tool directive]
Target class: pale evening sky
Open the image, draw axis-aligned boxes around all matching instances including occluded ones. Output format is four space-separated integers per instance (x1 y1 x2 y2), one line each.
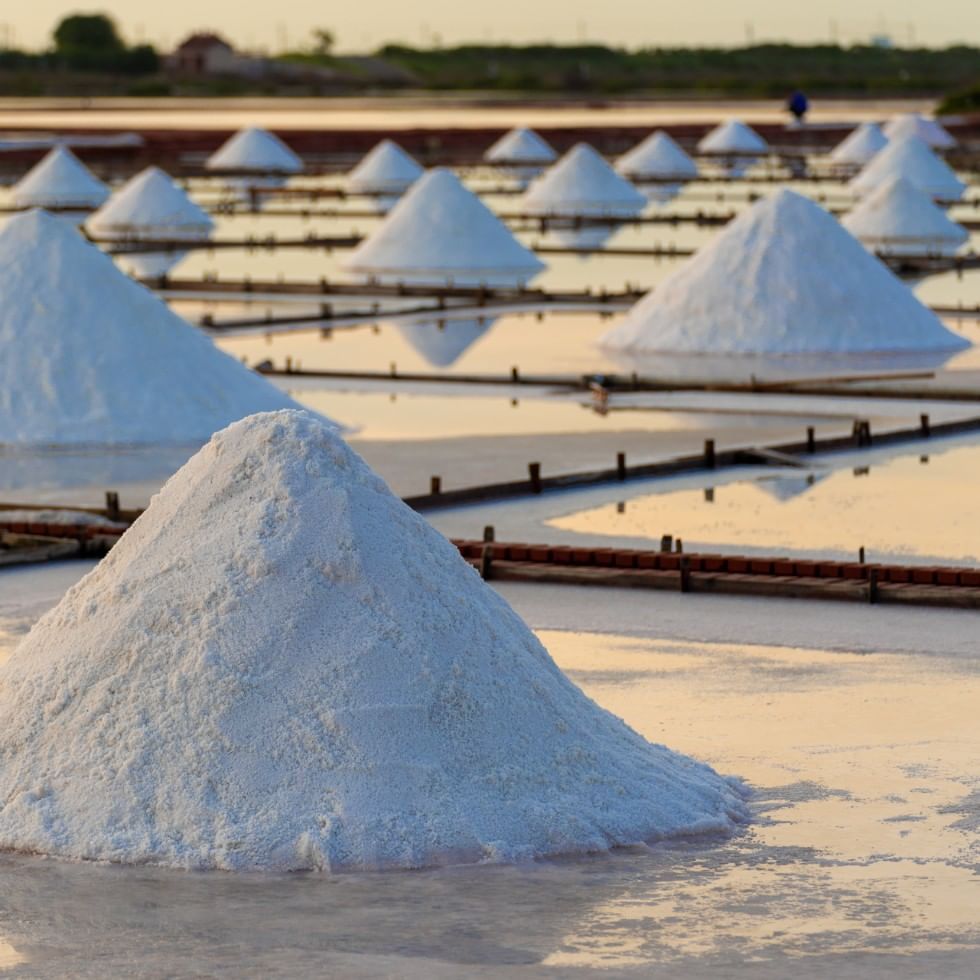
3 0 978 52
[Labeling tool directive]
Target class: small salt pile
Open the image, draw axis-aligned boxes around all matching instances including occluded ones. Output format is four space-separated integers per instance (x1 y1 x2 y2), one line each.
0 210 313 446
205 126 303 174
484 127 557 188
843 176 969 258
0 409 747 871
85 166 214 277
616 131 698 203
10 146 109 215
696 120 768 177
883 113 956 150
599 189 968 355
523 143 646 248
828 122 888 170
850 134 966 202
347 140 423 212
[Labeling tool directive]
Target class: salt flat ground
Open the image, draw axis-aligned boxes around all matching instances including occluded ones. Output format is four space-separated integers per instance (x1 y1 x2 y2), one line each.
1 566 978 978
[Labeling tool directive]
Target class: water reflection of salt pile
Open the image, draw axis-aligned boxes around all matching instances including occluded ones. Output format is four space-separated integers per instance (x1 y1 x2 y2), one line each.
883 113 957 150
204 126 303 203
599 189 968 357
85 167 214 278
615 131 699 203
0 410 747 871
10 146 109 223
395 317 494 367
851 134 966 202
523 143 646 249
347 139 423 212
696 119 768 177
484 127 557 188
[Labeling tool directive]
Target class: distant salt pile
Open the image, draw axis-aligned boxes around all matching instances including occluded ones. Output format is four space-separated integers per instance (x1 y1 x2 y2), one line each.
850 134 966 202
616 131 698 202
85 166 214 277
346 167 544 286
696 120 768 177
599 189 968 355
10 146 109 214
523 143 646 247
347 140 423 211
828 122 887 170
485 127 557 187
883 113 956 150
0 210 311 446
205 126 303 174
843 176 969 258
0 409 747 871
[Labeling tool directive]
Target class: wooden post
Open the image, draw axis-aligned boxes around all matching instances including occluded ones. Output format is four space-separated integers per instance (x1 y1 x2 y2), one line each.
430 476 442 495
105 491 120 522
868 567 879 605
285 356 292 373
704 487 715 503
704 439 716 469
859 546 865 564
660 534 673 553
390 362 397 378
528 462 542 494
616 452 626 481
806 426 816 453
920 413 931 437
675 538 683 554
483 525 495 542
480 544 494 580
679 555 691 593
511 366 520 382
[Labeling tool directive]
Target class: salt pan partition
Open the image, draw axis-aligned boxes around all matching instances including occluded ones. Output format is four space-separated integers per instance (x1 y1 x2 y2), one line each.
599 189 968 356
0 410 747 871
0 210 313 446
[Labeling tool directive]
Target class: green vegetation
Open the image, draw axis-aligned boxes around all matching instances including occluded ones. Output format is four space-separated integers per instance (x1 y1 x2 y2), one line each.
939 83 980 114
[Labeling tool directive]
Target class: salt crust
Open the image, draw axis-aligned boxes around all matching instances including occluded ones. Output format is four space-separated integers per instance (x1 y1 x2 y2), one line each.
0 410 748 871
11 147 109 210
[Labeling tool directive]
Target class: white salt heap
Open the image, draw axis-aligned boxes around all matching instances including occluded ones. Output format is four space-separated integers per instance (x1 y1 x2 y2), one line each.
0 210 311 446
850 134 966 201
843 176 969 257
599 189 967 355
883 113 956 150
11 146 109 210
485 127 556 165
828 122 887 169
346 167 544 286
205 127 303 173
697 120 767 176
616 131 698 203
0 409 747 871
85 166 214 277
347 140 423 195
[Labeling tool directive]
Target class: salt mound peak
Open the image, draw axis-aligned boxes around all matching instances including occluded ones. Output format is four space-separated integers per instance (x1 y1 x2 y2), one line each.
843 176 968 257
523 143 646 215
485 127 557 164
599 189 967 355
883 113 956 150
850 134 966 201
0 409 747 871
85 166 214 235
697 120 768 155
0 210 313 445
828 122 887 167
616 131 698 180
347 139 423 194
345 167 545 285
11 146 109 209
205 127 303 173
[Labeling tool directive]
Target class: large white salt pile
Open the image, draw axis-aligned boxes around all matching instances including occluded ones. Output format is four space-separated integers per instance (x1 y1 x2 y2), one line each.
599 189 968 355
616 131 698 203
696 120 768 177
883 113 956 150
346 167 544 286
10 146 109 211
205 127 303 174
0 409 746 871
347 140 423 211
843 176 969 258
485 128 557 188
828 122 887 169
85 166 214 277
0 210 314 446
850 134 966 202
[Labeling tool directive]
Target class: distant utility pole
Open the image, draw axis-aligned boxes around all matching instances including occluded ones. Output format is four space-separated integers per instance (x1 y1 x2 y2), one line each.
829 19 838 43
745 21 755 44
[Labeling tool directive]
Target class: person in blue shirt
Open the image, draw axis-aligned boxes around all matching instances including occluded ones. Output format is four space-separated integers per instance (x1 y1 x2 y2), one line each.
787 90 809 123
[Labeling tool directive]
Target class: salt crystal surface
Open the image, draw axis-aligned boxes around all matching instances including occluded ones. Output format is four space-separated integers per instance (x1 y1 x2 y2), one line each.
828 122 888 168
883 113 956 150
599 189 968 355
850 134 966 201
11 147 109 210
0 409 747 871
485 128 557 165
346 168 545 286
0 211 313 446
205 127 303 173
347 140 423 194
843 176 968 257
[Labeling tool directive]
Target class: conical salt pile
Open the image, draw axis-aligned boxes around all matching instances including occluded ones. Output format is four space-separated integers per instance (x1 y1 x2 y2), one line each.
883 113 956 150
485 128 557 165
85 166 214 277
850 134 966 201
205 127 303 173
599 189 967 355
843 176 969 257
0 409 747 871
11 146 109 210
0 211 312 445
828 122 887 169
697 120 767 153
346 167 545 286
348 140 423 194
524 143 645 216
616 131 698 203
